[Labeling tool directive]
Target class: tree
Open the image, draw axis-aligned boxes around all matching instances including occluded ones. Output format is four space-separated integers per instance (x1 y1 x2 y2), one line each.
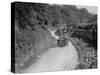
78 8 90 24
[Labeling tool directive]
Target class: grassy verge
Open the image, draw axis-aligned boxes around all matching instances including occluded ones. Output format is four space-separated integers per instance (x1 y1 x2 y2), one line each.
70 37 97 69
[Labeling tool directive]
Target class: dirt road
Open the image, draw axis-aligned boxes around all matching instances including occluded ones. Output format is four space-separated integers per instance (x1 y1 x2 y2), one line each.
23 40 79 73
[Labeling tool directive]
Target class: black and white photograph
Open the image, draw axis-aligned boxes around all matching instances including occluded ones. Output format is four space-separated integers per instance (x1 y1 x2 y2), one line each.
11 1 97 73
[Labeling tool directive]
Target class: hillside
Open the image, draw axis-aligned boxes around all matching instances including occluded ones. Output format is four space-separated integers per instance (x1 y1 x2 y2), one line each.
14 2 97 72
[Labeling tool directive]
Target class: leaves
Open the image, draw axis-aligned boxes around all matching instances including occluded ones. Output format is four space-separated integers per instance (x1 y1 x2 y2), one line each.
14 2 97 71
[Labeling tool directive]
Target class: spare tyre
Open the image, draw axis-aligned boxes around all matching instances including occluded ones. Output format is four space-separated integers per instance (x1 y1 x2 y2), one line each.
57 38 68 47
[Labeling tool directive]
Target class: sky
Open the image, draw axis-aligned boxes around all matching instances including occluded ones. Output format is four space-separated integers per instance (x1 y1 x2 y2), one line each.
76 5 97 14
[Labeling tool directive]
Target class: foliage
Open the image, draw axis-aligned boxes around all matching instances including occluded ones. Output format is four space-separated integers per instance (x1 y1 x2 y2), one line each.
14 2 97 71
